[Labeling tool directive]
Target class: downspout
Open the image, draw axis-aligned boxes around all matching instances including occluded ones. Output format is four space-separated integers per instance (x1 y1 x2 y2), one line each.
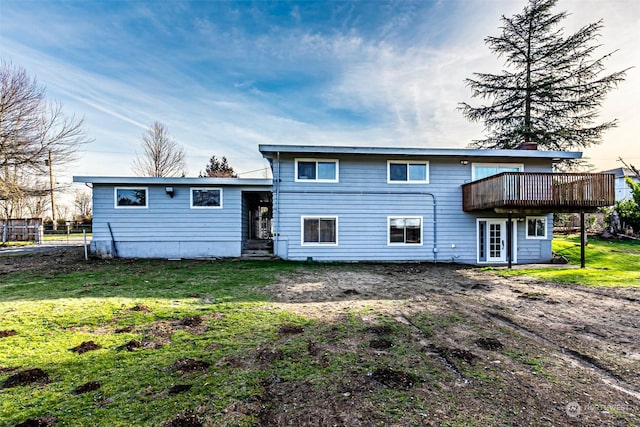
426 193 438 263
274 152 281 256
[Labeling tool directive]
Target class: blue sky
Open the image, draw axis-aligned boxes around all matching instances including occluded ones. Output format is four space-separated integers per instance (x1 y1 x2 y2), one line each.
1 0 638 181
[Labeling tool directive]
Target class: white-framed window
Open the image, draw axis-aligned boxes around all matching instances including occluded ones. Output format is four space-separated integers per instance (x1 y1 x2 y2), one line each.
387 161 429 184
190 187 223 209
301 216 338 246
295 159 339 183
388 216 423 245
115 187 148 208
526 216 547 239
472 163 524 181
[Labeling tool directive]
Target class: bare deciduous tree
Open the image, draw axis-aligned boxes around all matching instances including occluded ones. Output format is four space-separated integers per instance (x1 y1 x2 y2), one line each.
0 61 90 216
74 189 92 218
131 122 186 177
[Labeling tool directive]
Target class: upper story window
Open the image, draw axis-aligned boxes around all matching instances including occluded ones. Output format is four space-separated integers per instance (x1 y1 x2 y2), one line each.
295 159 339 183
191 188 222 209
115 187 148 208
388 161 429 184
472 163 523 181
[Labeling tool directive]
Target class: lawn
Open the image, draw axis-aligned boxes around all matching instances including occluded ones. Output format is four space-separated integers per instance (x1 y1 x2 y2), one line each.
1 246 638 426
496 235 640 287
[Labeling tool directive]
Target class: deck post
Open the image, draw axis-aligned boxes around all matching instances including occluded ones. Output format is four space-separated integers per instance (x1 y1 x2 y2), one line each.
580 211 586 268
507 211 513 269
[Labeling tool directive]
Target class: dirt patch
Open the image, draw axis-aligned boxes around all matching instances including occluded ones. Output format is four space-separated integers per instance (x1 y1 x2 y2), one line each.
72 381 101 394
163 413 203 427
0 329 17 338
114 325 135 334
169 358 210 374
69 341 100 354
261 263 640 425
14 416 57 427
2 368 50 388
369 338 393 349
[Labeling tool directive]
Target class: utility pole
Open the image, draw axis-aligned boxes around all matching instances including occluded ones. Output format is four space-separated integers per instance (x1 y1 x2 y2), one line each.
47 151 57 230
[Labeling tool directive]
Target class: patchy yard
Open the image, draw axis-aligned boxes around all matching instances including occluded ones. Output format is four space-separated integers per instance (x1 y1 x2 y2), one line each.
0 247 638 426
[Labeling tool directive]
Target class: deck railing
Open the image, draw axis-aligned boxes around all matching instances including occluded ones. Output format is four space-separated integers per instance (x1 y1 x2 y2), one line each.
462 172 615 212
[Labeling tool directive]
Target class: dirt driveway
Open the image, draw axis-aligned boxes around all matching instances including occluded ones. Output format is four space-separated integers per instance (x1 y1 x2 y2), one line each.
263 263 640 426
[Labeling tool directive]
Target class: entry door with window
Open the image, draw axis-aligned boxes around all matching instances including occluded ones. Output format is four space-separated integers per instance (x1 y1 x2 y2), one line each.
478 219 506 263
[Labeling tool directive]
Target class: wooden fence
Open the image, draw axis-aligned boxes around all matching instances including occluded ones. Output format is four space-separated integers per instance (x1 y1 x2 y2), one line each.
1 218 44 243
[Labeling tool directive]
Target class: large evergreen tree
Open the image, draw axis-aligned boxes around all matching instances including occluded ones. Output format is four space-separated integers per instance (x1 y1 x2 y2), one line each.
460 0 629 152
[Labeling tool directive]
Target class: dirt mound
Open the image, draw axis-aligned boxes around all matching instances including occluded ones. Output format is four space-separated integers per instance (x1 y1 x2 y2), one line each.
2 368 49 388
370 367 420 389
114 325 134 333
118 339 142 351
167 384 192 395
14 416 57 427
277 324 304 334
69 341 100 354
369 338 393 349
256 347 285 364
179 316 202 327
475 337 504 350
72 381 101 394
163 413 202 427
0 329 17 338
127 304 150 312
169 358 210 373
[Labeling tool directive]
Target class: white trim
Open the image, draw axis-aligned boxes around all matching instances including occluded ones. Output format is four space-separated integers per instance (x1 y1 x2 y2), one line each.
190 187 223 209
476 218 518 264
471 162 524 181
525 216 547 239
300 215 339 246
294 158 339 183
387 216 424 246
387 160 430 184
114 187 148 209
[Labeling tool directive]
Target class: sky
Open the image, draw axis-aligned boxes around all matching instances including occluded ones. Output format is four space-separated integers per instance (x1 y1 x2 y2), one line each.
1 0 638 183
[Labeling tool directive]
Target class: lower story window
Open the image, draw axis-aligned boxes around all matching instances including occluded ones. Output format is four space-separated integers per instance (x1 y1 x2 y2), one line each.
302 216 337 245
526 216 547 239
388 217 422 245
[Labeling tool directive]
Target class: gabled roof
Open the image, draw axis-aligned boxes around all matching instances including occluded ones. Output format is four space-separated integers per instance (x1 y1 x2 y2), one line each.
258 144 581 161
73 176 272 186
599 167 639 179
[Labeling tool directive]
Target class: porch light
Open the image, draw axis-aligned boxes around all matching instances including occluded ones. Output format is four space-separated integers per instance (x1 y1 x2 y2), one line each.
165 187 174 198
460 160 469 165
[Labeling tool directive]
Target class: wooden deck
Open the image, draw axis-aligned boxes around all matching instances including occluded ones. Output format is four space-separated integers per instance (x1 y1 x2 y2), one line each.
462 172 615 213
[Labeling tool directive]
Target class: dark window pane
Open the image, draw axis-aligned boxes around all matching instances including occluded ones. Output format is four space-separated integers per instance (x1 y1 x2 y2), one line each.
319 219 336 243
117 189 146 206
298 162 316 180
303 218 319 243
405 218 421 243
192 189 221 207
389 163 407 181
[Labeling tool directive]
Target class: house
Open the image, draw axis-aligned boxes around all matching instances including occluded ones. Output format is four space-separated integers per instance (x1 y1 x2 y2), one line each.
72 176 272 259
74 144 614 264
259 145 614 265
599 168 639 202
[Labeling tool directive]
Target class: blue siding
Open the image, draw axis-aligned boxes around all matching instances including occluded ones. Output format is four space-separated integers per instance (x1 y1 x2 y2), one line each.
272 154 555 264
91 184 246 258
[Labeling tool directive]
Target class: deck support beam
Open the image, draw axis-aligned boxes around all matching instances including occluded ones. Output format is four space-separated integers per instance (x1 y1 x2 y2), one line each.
507 211 513 269
580 211 586 268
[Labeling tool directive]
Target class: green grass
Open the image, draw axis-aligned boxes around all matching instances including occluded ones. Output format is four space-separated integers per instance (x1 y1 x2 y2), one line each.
0 259 443 426
496 235 640 287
